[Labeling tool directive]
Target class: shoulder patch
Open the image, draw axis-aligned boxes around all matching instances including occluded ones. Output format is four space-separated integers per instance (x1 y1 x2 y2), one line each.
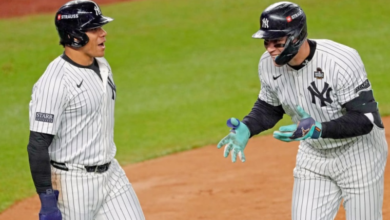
355 79 371 93
35 112 54 123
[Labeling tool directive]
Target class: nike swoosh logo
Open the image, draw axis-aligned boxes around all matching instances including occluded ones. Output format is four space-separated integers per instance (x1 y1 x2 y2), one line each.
77 80 83 88
273 75 282 80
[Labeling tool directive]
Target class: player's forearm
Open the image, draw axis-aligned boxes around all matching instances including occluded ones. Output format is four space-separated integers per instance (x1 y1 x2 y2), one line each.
27 131 54 194
321 111 373 139
242 98 285 137
322 90 381 139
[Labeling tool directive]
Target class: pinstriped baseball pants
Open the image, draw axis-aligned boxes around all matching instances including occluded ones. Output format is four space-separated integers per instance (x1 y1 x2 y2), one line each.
292 127 388 220
51 159 145 220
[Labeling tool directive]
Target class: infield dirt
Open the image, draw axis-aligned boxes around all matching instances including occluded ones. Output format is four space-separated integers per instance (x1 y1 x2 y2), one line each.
1 117 389 219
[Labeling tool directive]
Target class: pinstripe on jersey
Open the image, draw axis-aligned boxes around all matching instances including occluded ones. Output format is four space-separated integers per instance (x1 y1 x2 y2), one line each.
29 55 145 219
257 39 388 220
292 126 387 220
259 39 377 149
29 56 116 165
51 159 144 220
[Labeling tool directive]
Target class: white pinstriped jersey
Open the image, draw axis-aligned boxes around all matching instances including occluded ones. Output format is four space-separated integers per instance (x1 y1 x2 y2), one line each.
258 39 380 149
29 56 116 165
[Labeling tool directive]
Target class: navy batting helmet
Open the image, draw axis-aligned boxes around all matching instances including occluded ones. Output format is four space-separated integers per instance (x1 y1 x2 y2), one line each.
55 0 113 48
252 1 307 65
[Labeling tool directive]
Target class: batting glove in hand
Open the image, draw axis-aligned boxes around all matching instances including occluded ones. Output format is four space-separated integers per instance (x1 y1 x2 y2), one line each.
39 189 62 220
217 118 250 162
273 105 322 142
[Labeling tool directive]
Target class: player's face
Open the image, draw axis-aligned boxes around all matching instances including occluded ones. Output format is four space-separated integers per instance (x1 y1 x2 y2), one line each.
264 37 287 66
83 27 107 58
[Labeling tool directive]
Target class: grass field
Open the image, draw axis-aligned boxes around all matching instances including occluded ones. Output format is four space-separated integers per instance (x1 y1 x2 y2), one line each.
0 0 389 212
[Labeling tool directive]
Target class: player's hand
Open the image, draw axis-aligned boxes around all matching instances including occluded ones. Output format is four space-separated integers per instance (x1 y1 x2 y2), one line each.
217 118 250 162
39 189 62 220
273 106 322 142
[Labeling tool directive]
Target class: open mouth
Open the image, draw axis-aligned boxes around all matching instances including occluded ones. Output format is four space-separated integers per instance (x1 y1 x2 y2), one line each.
98 42 105 48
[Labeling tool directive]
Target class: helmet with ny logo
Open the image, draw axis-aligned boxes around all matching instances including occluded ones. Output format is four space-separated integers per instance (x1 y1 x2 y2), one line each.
252 1 307 65
55 0 114 48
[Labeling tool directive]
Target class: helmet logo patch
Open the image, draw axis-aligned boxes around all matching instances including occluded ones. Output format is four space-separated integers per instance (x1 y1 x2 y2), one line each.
60 14 79 19
57 14 61 20
94 6 102 16
286 9 302 23
291 9 303 20
262 18 269 29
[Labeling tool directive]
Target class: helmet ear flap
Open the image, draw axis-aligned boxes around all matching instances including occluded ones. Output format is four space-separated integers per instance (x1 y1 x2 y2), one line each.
58 29 89 48
68 30 89 48
295 24 308 45
274 24 307 66
274 36 294 65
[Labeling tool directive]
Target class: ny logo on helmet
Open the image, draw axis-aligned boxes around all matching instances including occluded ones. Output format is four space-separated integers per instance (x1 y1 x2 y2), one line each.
94 6 102 16
262 18 269 29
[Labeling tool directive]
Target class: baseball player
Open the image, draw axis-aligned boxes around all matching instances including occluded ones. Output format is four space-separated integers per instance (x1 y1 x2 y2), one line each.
27 1 145 219
217 2 388 220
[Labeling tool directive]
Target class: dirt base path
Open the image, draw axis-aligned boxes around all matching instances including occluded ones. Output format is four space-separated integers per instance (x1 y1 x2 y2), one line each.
1 117 389 220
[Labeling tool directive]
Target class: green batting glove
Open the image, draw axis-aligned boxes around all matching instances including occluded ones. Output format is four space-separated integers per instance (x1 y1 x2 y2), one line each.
217 118 250 162
273 106 322 142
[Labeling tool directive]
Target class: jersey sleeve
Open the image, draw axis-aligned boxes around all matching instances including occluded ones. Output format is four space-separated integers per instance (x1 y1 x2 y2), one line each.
29 71 68 135
258 62 281 106
336 51 371 105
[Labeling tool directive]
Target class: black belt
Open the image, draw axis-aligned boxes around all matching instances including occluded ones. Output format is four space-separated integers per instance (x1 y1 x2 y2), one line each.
85 162 111 173
50 160 111 173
